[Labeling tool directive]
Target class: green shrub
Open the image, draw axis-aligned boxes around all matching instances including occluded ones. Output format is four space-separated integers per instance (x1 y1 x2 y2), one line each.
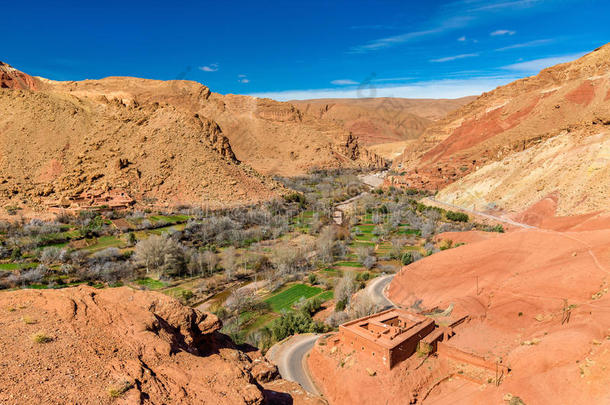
271 311 327 341
401 252 414 265
446 211 469 222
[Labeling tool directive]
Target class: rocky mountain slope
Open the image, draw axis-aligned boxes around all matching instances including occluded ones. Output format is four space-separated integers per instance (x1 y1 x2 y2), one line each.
0 71 280 210
293 97 474 146
0 286 323 404
41 76 386 177
392 44 610 215
0 62 386 209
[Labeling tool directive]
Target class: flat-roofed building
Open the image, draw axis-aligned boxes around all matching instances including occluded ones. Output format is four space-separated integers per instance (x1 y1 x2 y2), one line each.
338 308 439 369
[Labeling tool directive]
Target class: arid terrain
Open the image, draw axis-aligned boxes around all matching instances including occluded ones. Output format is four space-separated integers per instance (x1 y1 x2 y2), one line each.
293 97 474 146
0 285 324 404
1 36 609 405
0 63 388 211
390 44 610 216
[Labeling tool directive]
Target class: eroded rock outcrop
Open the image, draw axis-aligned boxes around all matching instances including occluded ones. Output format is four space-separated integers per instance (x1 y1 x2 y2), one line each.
0 61 39 90
0 286 319 404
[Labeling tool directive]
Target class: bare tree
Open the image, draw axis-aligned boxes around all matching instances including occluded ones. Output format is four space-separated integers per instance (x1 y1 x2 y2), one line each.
390 238 406 259
335 272 357 305
221 246 238 280
316 226 336 264
134 235 167 274
203 250 219 275
349 295 381 319
40 247 61 265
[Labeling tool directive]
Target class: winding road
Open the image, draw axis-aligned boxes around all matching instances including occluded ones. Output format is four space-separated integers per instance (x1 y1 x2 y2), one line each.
270 273 397 395
365 274 397 309
268 334 321 395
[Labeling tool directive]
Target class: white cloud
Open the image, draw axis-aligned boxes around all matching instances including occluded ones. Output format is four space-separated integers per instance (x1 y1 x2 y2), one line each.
331 79 359 85
501 52 586 72
199 63 219 72
373 77 414 83
248 76 519 101
490 29 515 36
495 39 553 51
430 53 479 63
348 16 472 53
237 74 249 83
458 36 467 42
469 0 544 12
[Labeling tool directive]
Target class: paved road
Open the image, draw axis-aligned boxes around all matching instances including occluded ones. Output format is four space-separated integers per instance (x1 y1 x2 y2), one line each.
366 274 397 309
273 334 321 395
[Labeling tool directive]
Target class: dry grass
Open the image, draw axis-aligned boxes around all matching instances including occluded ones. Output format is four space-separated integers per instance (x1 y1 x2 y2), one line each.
22 316 37 325
108 380 133 398
31 332 53 344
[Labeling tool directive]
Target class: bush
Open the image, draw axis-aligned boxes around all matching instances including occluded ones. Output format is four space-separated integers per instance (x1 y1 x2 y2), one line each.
446 211 469 222
10 247 22 261
401 252 414 265
31 332 53 344
335 299 346 312
271 311 327 341
299 296 323 315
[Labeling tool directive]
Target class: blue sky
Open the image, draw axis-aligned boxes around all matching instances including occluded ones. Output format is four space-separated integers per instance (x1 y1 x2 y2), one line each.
1 0 607 100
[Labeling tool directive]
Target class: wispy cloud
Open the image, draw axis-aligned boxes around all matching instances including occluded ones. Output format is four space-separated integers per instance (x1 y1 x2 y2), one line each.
501 52 586 72
331 79 359 85
430 53 479 63
373 77 414 83
237 74 249 83
458 35 467 41
348 16 472 54
468 0 544 12
495 39 553 51
248 76 519 101
199 63 219 72
350 25 398 30
490 29 515 36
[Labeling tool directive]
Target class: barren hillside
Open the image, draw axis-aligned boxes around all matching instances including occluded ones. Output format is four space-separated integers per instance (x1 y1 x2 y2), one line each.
43 77 387 176
0 72 281 210
0 286 322 404
387 210 610 404
293 97 474 146
392 44 610 215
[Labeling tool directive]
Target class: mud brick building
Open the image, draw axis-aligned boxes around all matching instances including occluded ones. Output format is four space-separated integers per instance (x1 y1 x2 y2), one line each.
338 308 443 369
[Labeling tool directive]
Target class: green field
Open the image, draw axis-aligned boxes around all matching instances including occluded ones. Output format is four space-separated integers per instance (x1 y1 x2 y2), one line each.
0 262 39 271
149 214 190 223
317 290 334 301
135 278 166 290
264 284 323 312
355 224 375 233
334 261 364 268
85 235 124 251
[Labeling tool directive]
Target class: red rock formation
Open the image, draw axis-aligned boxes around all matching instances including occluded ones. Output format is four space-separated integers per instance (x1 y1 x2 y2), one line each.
0 286 324 404
0 61 39 90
